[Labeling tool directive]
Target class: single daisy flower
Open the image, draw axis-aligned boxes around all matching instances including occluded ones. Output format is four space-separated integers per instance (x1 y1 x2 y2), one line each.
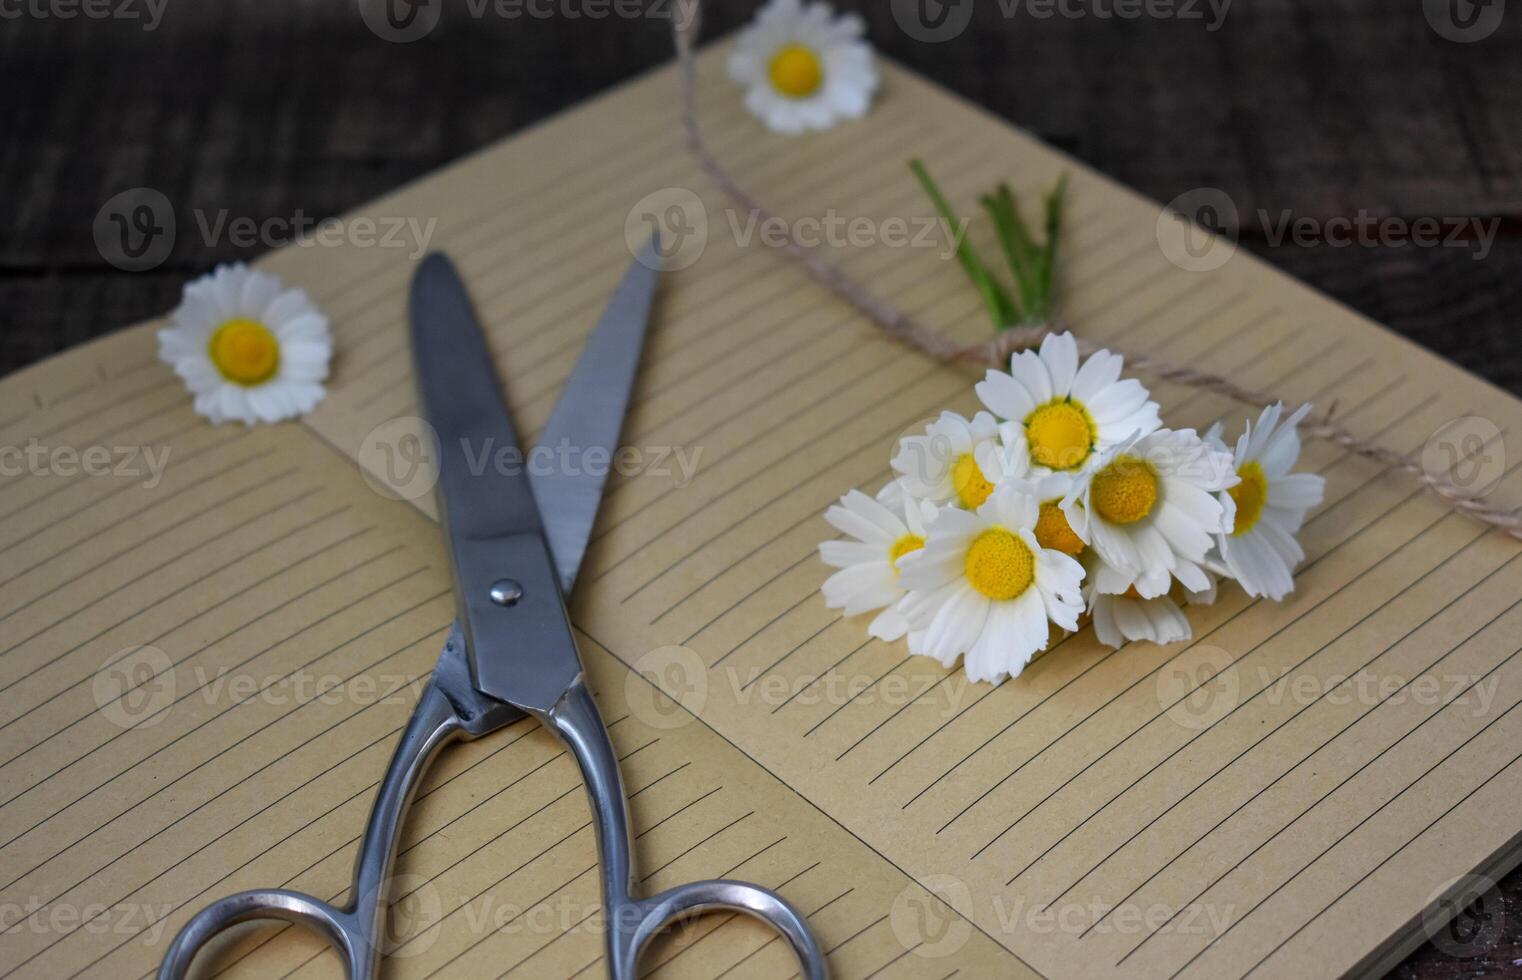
726 0 879 135
975 331 1162 476
1062 428 1238 596
818 482 934 642
158 263 331 425
1206 403 1326 601
898 485 1085 684
1084 554 1219 649
891 410 1016 511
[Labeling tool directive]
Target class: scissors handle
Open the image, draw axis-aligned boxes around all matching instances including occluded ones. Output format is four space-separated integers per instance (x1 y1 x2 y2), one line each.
159 628 522 980
545 679 828 980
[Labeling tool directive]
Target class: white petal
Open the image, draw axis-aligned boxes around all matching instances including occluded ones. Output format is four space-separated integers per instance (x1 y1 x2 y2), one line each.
1039 331 1079 396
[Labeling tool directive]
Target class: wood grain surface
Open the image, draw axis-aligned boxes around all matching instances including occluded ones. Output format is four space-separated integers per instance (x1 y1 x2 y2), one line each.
1 1 1518 975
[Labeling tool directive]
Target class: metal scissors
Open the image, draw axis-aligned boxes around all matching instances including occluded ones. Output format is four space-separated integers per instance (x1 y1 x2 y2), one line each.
159 243 828 980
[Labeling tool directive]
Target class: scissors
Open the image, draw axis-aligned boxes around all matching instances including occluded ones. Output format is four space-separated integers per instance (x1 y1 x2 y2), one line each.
158 243 828 980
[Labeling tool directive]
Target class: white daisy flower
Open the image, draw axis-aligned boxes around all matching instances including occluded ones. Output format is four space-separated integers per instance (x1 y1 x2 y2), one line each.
1062 428 1238 597
975 331 1162 475
818 482 934 641
1084 555 1219 649
891 410 1017 511
726 0 878 135
1206 403 1326 601
158 263 331 426
898 485 1086 684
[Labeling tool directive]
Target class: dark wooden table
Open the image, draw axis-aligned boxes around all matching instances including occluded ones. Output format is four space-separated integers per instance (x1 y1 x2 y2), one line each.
3 1 1518 975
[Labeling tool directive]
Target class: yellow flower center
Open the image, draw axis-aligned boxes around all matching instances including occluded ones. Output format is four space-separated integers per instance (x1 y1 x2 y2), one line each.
1025 399 1096 471
1091 454 1159 525
888 533 925 574
1035 501 1084 557
768 43 824 98
951 453 995 509
1228 460 1269 535
208 318 280 386
964 527 1036 601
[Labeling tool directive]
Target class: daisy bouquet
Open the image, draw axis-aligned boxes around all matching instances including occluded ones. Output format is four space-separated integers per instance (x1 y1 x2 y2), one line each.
818 332 1326 685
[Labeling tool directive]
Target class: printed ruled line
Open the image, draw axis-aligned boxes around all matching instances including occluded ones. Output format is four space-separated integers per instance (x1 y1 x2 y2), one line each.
0 414 204 531
962 457 1508 852
616 365 958 603
1114 644 1522 968
857 636 1114 772
989 508 1477 872
648 462 894 623
0 528 393 834
1085 564 1522 943
0 479 324 714
0 437 267 602
1035 526 1512 906
1241 742 1522 976
0 560 427 872
1163 694 1522 980
0 587 449 858
803 656 911 739
0 495 350 754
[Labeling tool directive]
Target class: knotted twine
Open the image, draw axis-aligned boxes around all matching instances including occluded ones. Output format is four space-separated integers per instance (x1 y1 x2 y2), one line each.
670 1 1521 540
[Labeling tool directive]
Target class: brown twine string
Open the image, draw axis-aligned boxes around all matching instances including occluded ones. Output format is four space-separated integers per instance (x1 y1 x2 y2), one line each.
670 2 1522 540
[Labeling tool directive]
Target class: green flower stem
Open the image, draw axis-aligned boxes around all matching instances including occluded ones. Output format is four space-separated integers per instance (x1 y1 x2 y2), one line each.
912 160 1068 332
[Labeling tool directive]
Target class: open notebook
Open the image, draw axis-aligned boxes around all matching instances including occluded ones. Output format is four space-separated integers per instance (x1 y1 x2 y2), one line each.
3 43 1520 980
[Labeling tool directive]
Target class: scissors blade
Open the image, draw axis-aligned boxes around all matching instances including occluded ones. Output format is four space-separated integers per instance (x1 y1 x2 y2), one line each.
410 253 542 542
530 241 661 596
409 254 581 713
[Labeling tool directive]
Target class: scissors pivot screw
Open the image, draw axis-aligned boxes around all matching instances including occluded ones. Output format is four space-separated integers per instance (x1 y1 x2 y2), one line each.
489 578 525 607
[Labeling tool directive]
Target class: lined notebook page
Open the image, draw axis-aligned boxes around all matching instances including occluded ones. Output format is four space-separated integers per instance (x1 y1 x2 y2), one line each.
3 41 1520 980
0 329 1020 980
